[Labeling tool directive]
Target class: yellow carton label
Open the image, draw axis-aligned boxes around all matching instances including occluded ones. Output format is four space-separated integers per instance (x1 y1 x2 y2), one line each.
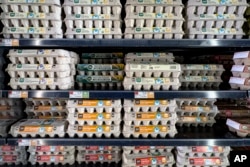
78 113 111 120
77 100 112 106
134 100 168 106
77 125 110 133
135 126 168 133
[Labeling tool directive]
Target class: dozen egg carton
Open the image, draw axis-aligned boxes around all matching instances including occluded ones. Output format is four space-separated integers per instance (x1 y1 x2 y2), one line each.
63 0 122 39
124 0 184 39
123 99 178 138
67 100 122 138
77 53 124 90
124 53 181 90
175 98 218 127
186 0 248 39
176 146 230 167
226 118 250 137
6 49 79 90
0 146 27 165
122 146 175 167
0 0 63 38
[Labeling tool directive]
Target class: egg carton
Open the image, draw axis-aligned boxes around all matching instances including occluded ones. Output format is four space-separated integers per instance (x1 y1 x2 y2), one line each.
24 98 67 106
177 111 218 118
125 52 174 63
77 146 121 152
123 146 173 154
125 27 184 39
231 65 250 78
25 111 67 118
7 64 74 78
186 14 245 29
28 146 75 153
177 116 216 127
0 108 22 117
67 124 120 138
187 28 244 39
29 150 75 156
186 0 248 15
176 164 228 167
0 151 26 157
180 76 222 83
76 152 121 163
124 112 178 126
229 77 250 90
9 77 74 90
123 77 181 91
0 119 18 137
65 28 122 39
2 27 63 39
8 49 79 65
177 105 218 114
82 52 123 59
0 154 27 165
123 125 177 138
226 118 250 137
125 63 181 77
181 64 224 75
82 59 123 64
1 0 60 4
0 146 26 153
0 99 22 106
233 51 250 65
77 64 124 76
67 111 121 125
122 152 175 167
182 82 221 89
25 105 66 112
218 106 250 117
10 119 67 137
175 98 217 106
29 154 75 165
124 99 177 113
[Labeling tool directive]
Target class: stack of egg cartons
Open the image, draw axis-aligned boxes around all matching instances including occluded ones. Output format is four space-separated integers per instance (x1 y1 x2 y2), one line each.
176 146 230 167
76 53 124 90
122 146 175 167
186 0 247 39
123 52 181 90
64 0 122 39
76 146 121 165
0 0 63 38
180 64 224 89
67 100 122 138
0 146 27 165
123 99 178 138
124 0 184 39
175 98 218 127
28 146 75 165
6 49 78 90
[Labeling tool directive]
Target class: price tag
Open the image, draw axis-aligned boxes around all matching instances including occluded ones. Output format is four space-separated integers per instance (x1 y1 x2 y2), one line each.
18 139 40 146
134 91 155 99
0 39 19 46
8 91 28 98
69 91 89 98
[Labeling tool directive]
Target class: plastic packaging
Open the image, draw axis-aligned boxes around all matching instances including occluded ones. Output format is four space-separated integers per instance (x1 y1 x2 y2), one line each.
125 52 174 63
123 146 173 154
227 118 250 137
29 154 75 165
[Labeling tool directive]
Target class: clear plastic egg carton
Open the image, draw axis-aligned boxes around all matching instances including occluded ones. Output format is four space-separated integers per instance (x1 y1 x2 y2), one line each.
125 63 181 78
67 100 122 114
124 112 178 126
229 77 250 90
67 111 121 125
0 98 22 106
181 64 224 76
125 27 184 39
123 146 173 154
29 154 75 165
65 28 122 39
123 125 177 138
24 98 67 106
186 0 248 15
175 98 216 106
9 76 74 90
28 146 75 154
77 146 121 152
123 77 181 90
180 76 222 88
0 119 17 137
226 118 250 137
25 110 67 118
231 65 250 78
8 49 79 65
186 14 245 29
125 52 174 63
0 146 26 153
187 28 244 39
0 154 27 165
67 124 120 138
7 64 74 78
10 119 67 137
76 152 121 163
177 105 219 117
2 27 63 39
177 116 216 127
77 64 124 76
124 99 177 113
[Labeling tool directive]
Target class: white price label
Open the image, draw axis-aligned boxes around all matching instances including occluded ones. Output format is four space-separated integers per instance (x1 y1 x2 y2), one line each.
8 91 28 98
0 39 19 46
18 139 39 146
69 91 89 98
134 92 155 98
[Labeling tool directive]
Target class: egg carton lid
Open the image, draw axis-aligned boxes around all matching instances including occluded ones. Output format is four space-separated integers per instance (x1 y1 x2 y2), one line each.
125 63 181 71
124 77 180 86
67 124 120 134
6 64 71 72
226 118 250 132
76 75 123 83
126 0 183 5
178 116 216 123
2 27 63 35
82 53 123 59
123 124 177 134
63 0 121 6
77 64 124 71
187 0 248 6
0 12 61 20
66 28 122 35
0 0 61 5
67 99 121 108
229 76 249 85
125 12 184 20
180 76 222 83
181 64 224 71
123 99 176 107
125 27 184 34
176 146 230 153
188 28 244 35
187 13 245 21
65 14 120 21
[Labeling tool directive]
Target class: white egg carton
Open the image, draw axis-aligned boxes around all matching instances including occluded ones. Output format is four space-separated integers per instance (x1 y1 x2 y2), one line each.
233 51 250 65
181 64 224 76
187 28 244 39
180 76 222 87
123 125 177 138
67 100 122 113
124 99 177 113
187 14 245 29
187 0 248 15
177 116 216 127
67 111 121 125
229 77 250 90
67 124 120 138
177 105 219 117
125 52 174 63
231 65 250 78
2 27 63 39
1 0 60 5
8 49 79 65
123 77 181 90
65 28 122 39
29 149 75 156
125 63 181 77
9 76 74 90
77 64 124 76
0 119 17 137
24 98 67 106
226 118 250 137
76 152 121 163
125 27 184 39
0 99 22 106
79 71 124 76
77 146 121 152
10 119 67 137
29 154 75 165
28 146 75 153
175 98 216 106
123 146 173 154
0 146 26 153
0 154 27 165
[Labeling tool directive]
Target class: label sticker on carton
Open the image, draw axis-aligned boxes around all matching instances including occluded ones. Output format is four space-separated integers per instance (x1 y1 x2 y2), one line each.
77 64 124 71
78 113 111 120
133 13 174 19
77 125 111 133
34 106 64 111
134 126 168 133
74 0 111 5
199 14 236 20
85 154 112 161
136 112 169 120
8 0 45 3
36 146 64 152
201 0 238 5
37 155 64 162
181 105 211 111
192 146 224 153
184 76 217 82
19 125 53 133
189 157 221 165
76 75 123 83
133 78 175 85
75 28 111 34
8 27 46 34
0 155 17 162
1 146 15 152
136 0 173 4
134 27 171 33
77 100 112 107
134 100 168 106
17 78 54 85
180 116 208 122
69 91 89 98
234 51 250 59
201 28 236 34
136 156 167 166
129 64 179 71
8 12 46 19
85 146 113 151
75 14 111 20
15 64 52 71
185 64 217 70
134 92 155 99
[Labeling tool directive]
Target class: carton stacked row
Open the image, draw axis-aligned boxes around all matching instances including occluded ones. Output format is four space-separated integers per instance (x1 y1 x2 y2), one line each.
0 146 27 165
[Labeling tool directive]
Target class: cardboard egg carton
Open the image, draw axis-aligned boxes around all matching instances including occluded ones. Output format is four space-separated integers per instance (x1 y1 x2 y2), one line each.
0 154 27 165
181 64 224 76
226 118 250 137
29 149 75 156
180 76 222 88
28 146 75 154
0 146 26 153
77 146 121 152
124 99 177 113
123 125 177 138
229 76 250 90
29 154 75 165
0 99 22 106
10 119 67 137
233 51 250 65
175 98 216 106
187 28 244 39
177 116 216 127
1 0 60 5
82 52 123 58
125 52 174 63
24 98 67 106
25 105 68 117
82 58 123 64
76 152 121 163
123 77 181 91
125 27 184 39
0 119 17 137
77 64 124 76
177 105 219 117
65 28 122 39
67 111 121 125
0 106 23 117
8 49 79 65
67 124 120 138
231 65 250 78
9 76 74 90
123 146 173 154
